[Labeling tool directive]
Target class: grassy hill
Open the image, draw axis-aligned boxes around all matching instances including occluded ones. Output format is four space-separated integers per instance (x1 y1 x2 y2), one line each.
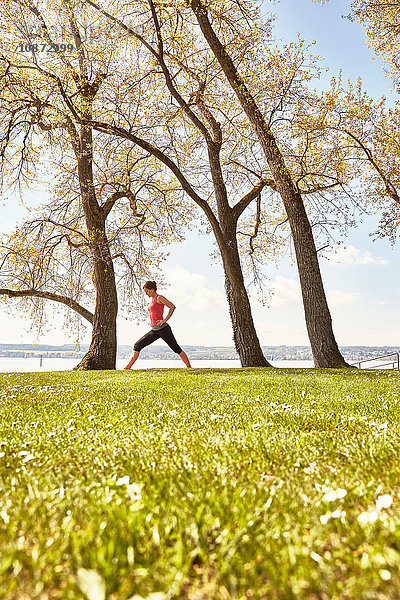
0 367 399 599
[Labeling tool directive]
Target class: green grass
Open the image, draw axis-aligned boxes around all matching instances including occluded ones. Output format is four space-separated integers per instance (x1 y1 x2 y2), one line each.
0 367 400 600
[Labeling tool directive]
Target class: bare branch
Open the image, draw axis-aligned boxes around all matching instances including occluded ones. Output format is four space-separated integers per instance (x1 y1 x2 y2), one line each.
344 127 400 204
232 178 275 221
102 189 144 218
0 288 93 323
85 0 213 142
87 118 220 227
249 192 261 255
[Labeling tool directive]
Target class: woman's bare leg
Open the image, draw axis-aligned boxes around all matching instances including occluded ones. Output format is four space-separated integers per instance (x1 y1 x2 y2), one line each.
124 351 140 370
179 351 192 368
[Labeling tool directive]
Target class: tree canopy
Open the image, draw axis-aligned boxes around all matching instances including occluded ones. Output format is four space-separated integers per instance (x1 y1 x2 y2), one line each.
0 0 397 368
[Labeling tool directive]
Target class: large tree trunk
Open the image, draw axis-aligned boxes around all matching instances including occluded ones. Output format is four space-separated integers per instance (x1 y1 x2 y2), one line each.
218 224 271 367
250 129 348 368
278 183 347 367
205 138 270 367
74 118 118 370
73 223 118 370
190 1 349 368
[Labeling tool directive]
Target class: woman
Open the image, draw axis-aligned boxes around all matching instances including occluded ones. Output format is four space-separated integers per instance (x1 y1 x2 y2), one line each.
124 281 192 369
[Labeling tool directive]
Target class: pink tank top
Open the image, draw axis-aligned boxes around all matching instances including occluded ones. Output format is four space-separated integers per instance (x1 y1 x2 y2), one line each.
148 294 164 326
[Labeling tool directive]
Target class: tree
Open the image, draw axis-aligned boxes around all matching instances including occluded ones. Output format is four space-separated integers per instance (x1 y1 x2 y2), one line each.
313 2 400 243
0 142 179 349
350 1 400 238
84 0 366 368
351 0 400 90
82 0 281 367
0 0 181 369
0 0 364 370
179 0 351 368
309 80 400 245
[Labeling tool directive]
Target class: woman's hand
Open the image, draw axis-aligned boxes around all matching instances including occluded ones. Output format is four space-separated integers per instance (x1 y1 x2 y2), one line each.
156 319 165 326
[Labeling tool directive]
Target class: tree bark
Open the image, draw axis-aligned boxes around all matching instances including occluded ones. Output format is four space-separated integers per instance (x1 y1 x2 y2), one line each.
73 221 118 371
190 1 350 368
73 117 118 371
217 227 271 367
206 133 271 367
280 186 347 367
255 135 349 368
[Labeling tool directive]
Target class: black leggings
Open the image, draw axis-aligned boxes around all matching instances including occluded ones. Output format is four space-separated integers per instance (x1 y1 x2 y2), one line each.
133 324 182 354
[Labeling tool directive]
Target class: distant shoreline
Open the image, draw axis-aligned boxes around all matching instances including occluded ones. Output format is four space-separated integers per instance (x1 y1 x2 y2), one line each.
0 344 398 362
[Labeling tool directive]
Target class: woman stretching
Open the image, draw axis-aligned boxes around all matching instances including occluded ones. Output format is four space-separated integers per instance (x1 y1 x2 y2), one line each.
124 281 192 369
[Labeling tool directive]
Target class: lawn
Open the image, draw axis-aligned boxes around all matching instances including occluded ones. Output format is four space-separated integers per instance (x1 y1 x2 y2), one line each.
0 367 399 600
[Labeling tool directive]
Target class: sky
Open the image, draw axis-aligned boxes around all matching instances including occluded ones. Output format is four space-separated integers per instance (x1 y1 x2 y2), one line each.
0 0 399 350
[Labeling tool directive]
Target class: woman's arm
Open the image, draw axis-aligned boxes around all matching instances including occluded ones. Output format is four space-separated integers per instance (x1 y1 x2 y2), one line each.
157 295 175 325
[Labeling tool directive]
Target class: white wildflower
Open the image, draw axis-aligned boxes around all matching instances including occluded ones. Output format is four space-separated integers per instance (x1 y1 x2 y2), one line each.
126 483 142 502
320 513 330 525
0 510 9 524
376 494 393 511
358 510 379 524
322 488 347 502
116 476 130 486
331 509 346 519
304 462 317 474
76 568 106 600
379 569 391 581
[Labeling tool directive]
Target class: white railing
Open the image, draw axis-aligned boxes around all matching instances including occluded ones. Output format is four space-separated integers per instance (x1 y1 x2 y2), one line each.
351 352 399 370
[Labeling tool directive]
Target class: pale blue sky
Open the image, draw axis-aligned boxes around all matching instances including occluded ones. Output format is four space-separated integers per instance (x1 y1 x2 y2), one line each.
273 0 391 98
0 0 399 349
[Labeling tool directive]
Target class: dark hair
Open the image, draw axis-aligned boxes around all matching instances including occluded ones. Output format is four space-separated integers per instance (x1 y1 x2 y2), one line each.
143 280 157 291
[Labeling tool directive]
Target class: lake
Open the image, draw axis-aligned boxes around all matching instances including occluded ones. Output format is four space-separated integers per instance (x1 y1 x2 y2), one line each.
0 357 315 372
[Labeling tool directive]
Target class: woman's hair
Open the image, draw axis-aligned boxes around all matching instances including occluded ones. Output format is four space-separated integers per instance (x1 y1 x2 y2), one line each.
143 280 157 291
